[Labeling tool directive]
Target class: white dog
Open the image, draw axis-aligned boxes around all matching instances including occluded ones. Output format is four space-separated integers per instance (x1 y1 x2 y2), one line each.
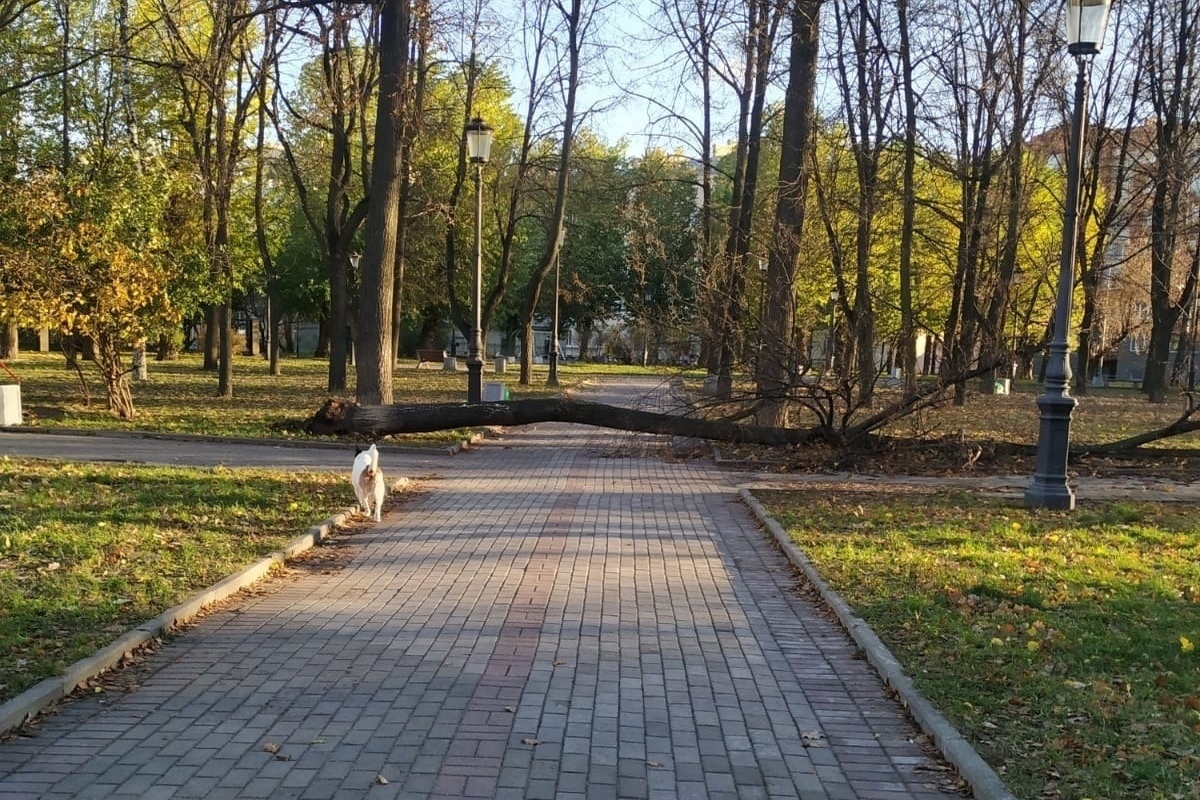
351 444 385 522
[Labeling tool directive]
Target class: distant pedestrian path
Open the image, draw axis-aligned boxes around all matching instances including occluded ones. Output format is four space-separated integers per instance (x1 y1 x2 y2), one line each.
0 378 964 799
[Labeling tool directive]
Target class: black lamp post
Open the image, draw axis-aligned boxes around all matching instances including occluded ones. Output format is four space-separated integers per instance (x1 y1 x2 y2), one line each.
827 289 839 374
349 253 361 367
1187 287 1198 392
464 116 493 403
1009 272 1022 380
1026 0 1111 510
548 226 565 387
757 259 767 378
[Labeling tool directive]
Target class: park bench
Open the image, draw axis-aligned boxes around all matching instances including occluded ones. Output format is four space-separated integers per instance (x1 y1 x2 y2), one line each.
416 349 447 368
1105 378 1141 389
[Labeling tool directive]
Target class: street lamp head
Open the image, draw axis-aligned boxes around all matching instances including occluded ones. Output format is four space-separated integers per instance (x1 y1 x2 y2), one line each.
1065 0 1112 56
465 116 494 164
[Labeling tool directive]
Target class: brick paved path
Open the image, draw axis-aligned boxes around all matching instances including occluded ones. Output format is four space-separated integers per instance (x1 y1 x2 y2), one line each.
0 379 963 799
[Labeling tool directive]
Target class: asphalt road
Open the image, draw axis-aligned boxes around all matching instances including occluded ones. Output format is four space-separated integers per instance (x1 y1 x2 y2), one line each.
0 429 454 472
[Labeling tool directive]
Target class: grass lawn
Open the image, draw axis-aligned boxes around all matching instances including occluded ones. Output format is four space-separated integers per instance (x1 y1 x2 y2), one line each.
759 487 1200 800
0 458 349 704
2 351 695 442
876 378 1200 451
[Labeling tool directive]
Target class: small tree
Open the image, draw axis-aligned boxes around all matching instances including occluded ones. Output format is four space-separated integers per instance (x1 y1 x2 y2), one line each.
0 168 187 418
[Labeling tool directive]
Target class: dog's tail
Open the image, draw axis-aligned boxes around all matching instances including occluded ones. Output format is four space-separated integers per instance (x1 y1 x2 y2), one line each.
368 443 379 471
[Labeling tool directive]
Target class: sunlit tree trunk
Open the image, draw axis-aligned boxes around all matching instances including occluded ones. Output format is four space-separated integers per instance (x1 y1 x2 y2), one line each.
1140 0 1200 402
355 0 411 405
756 0 821 427
896 0 917 391
713 0 780 399
517 0 584 385
95 331 134 419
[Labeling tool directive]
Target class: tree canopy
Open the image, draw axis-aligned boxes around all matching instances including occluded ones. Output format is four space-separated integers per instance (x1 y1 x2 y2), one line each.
0 0 1195 421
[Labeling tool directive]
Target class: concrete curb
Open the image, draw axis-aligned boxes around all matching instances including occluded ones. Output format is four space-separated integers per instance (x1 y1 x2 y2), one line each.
0 477 409 738
738 487 1018 800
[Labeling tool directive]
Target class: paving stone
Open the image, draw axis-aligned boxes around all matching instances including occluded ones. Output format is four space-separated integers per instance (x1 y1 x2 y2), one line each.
0 380 972 799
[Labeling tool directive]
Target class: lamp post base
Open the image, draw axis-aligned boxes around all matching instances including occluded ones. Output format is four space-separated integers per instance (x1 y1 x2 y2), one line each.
467 360 483 404
1025 392 1077 510
1025 478 1076 510
548 352 559 387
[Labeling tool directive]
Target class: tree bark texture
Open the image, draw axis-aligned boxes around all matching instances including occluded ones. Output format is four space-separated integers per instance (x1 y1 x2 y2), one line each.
756 0 821 427
356 0 410 406
305 397 827 447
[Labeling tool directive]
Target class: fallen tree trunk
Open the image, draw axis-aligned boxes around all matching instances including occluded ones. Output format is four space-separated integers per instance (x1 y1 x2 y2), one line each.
301 386 1200 456
1084 394 1200 453
305 397 833 446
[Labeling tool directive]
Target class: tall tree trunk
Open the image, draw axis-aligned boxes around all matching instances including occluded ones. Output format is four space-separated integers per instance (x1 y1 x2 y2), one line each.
216 163 234 399
831 0 888 409
117 0 140 158
0 322 17 360
713 0 778 399
95 332 134 419
756 0 821 427
1141 0 1200 402
264 6 373 392
58 0 70 174
204 306 219 370
896 0 917 392
356 0 410 405
392 0 429 367
218 301 234 399
252 54 278 376
517 0 582 385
